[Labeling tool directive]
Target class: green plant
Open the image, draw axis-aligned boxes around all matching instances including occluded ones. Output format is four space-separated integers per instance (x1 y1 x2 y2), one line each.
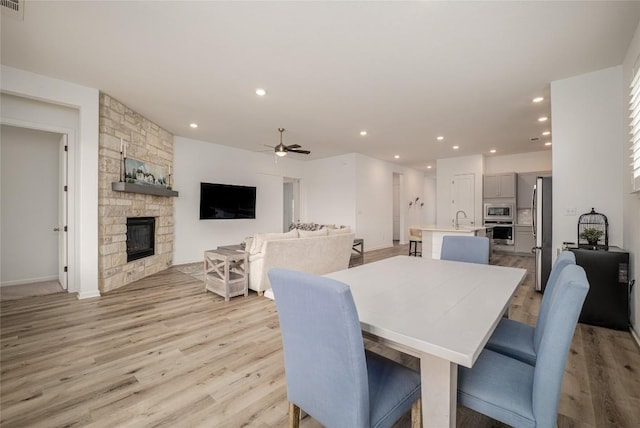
580 228 603 243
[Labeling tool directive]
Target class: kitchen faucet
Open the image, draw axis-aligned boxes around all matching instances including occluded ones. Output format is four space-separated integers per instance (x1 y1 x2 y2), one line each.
455 210 467 229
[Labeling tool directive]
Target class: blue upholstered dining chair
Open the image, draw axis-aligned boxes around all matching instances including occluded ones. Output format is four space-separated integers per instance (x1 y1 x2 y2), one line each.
440 235 490 264
457 265 589 428
268 268 422 428
485 251 576 365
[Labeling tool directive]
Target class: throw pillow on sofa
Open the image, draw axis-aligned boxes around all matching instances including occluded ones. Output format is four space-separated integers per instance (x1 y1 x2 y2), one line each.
298 229 328 238
249 229 299 255
328 226 351 235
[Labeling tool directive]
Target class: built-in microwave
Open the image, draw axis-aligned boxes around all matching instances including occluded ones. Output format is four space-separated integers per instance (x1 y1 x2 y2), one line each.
484 203 514 221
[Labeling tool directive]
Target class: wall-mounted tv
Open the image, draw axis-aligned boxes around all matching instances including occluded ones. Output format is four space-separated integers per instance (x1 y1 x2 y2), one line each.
200 182 256 220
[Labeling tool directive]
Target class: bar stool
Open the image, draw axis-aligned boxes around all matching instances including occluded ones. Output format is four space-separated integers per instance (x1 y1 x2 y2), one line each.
408 228 422 256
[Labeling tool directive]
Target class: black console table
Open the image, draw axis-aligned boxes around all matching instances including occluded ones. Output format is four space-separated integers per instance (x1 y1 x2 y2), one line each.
570 246 630 330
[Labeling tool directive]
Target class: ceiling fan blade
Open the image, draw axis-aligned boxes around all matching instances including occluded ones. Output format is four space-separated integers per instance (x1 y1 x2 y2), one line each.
286 144 302 149
289 149 311 155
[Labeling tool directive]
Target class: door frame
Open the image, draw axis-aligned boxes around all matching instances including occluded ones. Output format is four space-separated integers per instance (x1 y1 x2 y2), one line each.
1 118 74 292
283 177 301 232
58 134 68 289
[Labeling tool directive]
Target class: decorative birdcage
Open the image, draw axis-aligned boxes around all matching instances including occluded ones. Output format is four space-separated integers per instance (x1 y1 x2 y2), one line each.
577 208 608 250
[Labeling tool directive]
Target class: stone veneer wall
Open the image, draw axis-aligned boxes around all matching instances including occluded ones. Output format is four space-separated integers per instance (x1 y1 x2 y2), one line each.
98 93 174 292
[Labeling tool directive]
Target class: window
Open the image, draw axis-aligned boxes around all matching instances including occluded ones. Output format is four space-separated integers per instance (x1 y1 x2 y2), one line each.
629 65 640 193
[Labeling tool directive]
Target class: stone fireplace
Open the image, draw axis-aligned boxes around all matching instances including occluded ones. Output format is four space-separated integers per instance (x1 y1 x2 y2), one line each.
98 93 174 292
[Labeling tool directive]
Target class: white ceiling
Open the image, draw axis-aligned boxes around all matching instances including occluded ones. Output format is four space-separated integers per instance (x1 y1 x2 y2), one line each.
2 1 640 171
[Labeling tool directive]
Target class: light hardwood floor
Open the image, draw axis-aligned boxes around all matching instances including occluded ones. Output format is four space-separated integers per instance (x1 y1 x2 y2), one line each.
1 246 639 427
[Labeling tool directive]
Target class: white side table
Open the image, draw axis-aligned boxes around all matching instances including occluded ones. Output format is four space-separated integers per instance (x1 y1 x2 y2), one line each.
204 248 248 301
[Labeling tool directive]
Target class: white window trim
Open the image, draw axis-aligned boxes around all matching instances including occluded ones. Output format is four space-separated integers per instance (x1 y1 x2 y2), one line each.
629 65 640 194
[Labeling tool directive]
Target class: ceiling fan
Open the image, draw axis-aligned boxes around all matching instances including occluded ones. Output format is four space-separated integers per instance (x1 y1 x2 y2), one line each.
271 128 311 157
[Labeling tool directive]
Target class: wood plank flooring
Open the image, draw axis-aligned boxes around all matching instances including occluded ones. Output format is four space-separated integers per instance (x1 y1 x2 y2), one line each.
1 246 639 427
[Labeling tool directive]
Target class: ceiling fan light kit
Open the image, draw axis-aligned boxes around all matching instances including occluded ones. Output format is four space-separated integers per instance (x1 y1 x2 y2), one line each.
273 128 310 156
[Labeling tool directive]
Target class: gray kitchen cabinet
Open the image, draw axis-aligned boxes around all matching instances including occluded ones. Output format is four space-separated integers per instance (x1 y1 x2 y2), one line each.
517 173 537 209
515 225 535 254
516 171 552 209
483 173 516 198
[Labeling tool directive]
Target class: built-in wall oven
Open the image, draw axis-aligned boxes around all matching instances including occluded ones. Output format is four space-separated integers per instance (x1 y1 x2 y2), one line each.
484 220 514 246
484 203 514 246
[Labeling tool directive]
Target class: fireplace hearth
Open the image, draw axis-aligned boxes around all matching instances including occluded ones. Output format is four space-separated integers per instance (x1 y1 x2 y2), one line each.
127 217 155 262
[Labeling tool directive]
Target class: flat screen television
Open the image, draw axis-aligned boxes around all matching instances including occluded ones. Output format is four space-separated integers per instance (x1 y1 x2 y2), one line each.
199 182 256 220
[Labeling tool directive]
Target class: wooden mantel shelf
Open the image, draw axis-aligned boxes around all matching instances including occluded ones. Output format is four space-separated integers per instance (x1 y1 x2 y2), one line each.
111 182 179 197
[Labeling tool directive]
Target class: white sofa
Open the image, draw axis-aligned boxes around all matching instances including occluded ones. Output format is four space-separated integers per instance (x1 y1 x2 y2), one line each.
245 228 355 296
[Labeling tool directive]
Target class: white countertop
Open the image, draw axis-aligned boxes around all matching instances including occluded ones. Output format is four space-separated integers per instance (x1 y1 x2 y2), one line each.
418 224 488 233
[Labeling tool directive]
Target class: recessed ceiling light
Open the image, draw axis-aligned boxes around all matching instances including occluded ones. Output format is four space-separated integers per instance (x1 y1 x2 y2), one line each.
538 116 548 122
452 145 459 150
489 149 497 154
532 97 544 103
436 136 444 141
255 88 267 96
189 123 198 128
427 165 432 169
394 155 400 159
542 131 551 136
545 142 552 146
360 131 367 136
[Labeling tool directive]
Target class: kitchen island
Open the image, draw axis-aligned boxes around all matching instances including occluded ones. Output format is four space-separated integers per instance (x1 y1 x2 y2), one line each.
418 225 492 259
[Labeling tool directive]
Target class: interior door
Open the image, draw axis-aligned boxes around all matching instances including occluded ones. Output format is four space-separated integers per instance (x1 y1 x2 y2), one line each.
451 173 475 227
58 135 68 289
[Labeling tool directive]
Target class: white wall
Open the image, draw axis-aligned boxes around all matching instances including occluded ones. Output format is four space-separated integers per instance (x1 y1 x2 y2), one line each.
484 151 552 174
354 154 424 250
1 126 60 285
623 22 640 337
423 176 437 225
303 153 357 229
436 155 484 227
173 136 305 264
551 67 624 255
0 66 100 298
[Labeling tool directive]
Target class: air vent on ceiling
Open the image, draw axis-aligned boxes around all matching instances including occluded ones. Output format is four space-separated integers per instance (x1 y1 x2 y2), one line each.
1 0 24 20
529 137 540 142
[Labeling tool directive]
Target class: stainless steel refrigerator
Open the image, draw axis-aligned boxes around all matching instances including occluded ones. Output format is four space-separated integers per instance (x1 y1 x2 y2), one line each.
533 176 552 292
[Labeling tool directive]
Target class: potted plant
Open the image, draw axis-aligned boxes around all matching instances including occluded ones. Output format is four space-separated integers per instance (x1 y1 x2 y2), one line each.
580 228 603 247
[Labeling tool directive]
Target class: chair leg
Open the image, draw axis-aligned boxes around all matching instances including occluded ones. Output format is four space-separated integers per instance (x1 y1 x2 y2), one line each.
288 402 301 428
411 398 422 428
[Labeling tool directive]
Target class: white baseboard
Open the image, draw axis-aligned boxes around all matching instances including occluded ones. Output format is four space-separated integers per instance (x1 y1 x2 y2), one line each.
0 275 58 287
77 290 101 300
631 326 640 350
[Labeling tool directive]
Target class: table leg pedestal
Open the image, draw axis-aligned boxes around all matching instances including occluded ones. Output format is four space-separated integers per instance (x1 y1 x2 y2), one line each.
420 353 457 428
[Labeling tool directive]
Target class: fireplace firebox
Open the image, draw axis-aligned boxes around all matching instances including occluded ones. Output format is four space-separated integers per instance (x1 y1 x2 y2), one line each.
127 217 155 262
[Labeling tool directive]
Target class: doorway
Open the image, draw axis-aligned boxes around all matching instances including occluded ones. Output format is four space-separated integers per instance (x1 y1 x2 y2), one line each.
393 173 400 242
392 173 405 244
0 125 68 290
283 177 300 232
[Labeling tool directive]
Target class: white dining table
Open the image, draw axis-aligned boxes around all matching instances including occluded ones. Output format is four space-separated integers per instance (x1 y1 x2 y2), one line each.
325 255 527 428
